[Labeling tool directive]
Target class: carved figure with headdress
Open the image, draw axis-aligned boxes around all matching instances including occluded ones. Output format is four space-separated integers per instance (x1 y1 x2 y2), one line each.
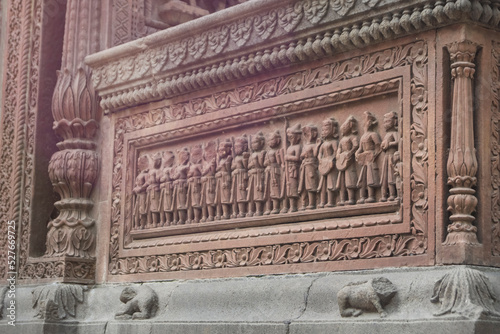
355 111 382 204
231 135 250 218
159 151 175 226
317 117 339 208
247 131 266 216
336 116 359 205
282 123 302 213
133 155 150 229
380 111 399 202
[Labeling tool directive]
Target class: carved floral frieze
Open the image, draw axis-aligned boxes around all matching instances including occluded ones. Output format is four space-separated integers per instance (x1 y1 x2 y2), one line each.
492 41 500 256
87 0 500 113
107 40 429 277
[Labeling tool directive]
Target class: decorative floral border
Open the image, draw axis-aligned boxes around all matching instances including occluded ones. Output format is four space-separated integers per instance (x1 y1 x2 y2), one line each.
492 42 500 256
109 40 429 276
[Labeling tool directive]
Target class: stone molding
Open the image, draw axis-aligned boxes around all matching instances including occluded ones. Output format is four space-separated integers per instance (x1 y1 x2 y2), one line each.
0 0 43 282
491 40 500 256
86 0 500 113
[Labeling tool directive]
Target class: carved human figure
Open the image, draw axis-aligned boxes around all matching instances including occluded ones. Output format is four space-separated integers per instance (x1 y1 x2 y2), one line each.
336 116 359 205
172 148 191 224
380 111 399 201
299 124 320 210
231 135 250 218
187 145 203 224
159 151 176 226
247 132 266 217
146 153 163 228
215 139 233 220
132 155 150 229
282 123 302 213
393 151 403 200
201 141 217 222
317 117 339 208
355 111 382 204
264 130 284 215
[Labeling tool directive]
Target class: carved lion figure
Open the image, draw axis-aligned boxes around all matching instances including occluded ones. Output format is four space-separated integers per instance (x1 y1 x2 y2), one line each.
115 286 159 320
337 277 397 318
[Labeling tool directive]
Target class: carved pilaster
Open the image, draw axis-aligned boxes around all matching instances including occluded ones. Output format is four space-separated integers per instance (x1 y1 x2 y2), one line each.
445 40 479 245
46 0 100 261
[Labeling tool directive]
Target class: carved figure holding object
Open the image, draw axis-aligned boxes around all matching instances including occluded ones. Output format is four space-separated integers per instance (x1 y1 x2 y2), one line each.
337 277 397 318
115 286 158 320
317 117 339 208
172 148 191 224
264 130 283 215
247 132 266 217
187 145 203 224
336 116 359 205
159 151 175 226
356 111 382 204
231 135 250 218
299 124 320 210
380 111 399 202
146 153 162 228
133 155 150 229
282 123 302 213
201 141 217 222
215 139 233 220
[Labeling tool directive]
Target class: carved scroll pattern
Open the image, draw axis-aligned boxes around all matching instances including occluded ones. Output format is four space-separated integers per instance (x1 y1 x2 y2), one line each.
0 0 42 281
492 42 500 255
154 41 427 122
108 41 429 275
19 0 43 279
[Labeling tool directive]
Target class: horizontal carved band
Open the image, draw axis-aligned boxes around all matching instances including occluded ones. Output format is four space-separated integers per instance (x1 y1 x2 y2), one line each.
87 0 500 113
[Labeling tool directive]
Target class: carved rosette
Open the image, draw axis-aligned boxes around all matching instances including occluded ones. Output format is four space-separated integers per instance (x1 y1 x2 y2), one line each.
444 41 479 245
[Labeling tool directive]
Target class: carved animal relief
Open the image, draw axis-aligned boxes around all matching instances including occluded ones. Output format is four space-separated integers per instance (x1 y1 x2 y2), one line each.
115 286 159 320
337 277 397 318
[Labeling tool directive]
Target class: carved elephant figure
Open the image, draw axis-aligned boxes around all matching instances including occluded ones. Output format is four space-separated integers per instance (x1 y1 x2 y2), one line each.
337 277 396 318
115 286 159 320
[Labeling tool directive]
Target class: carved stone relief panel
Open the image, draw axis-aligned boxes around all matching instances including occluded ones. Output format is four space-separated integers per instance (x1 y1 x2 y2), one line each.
126 87 403 240
106 38 431 280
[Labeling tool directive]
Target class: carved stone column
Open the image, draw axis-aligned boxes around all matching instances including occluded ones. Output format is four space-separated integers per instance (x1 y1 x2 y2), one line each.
444 40 479 246
46 1 100 262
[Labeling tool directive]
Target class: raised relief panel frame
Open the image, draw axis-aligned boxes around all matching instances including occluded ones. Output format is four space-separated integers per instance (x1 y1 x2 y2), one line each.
107 35 433 281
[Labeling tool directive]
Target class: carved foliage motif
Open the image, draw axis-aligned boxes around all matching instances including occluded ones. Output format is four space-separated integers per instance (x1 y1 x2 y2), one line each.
45 0 101 260
21 260 95 281
108 41 429 275
330 0 355 17
431 267 500 318
111 235 426 275
491 42 500 255
0 0 43 282
32 284 87 320
155 42 427 121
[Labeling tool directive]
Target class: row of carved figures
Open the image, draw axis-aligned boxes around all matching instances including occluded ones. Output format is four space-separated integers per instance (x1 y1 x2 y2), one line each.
132 111 401 229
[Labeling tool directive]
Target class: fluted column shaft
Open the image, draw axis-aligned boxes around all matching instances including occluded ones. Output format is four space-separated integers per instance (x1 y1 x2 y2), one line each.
445 40 479 245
